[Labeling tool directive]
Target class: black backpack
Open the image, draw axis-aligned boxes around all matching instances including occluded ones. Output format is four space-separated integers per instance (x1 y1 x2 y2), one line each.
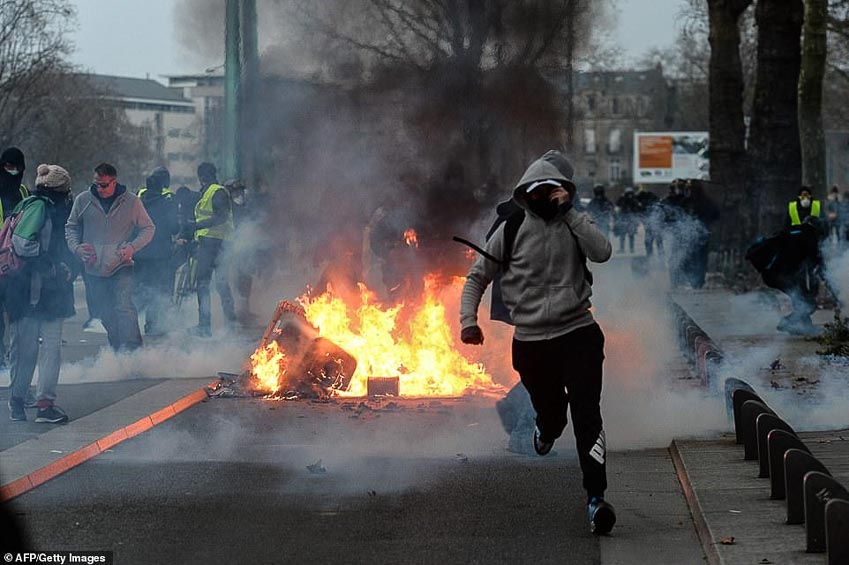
455 199 592 325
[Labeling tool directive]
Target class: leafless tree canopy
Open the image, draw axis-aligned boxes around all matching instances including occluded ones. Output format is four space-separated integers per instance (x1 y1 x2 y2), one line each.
0 0 74 148
288 0 603 78
0 0 152 189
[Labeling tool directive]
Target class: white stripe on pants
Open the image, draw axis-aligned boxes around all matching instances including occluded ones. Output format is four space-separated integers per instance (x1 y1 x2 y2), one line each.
9 317 63 403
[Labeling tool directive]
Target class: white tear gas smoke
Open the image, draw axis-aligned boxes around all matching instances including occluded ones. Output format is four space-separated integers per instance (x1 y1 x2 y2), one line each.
57 335 255 384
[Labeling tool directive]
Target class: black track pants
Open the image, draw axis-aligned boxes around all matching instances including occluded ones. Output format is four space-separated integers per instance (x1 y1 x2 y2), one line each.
512 323 607 498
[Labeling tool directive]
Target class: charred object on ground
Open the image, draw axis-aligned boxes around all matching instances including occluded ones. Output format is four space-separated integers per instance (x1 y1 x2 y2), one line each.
207 301 357 399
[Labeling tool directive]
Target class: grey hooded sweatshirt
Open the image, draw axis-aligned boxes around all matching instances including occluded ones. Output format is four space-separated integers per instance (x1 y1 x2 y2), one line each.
460 157 612 341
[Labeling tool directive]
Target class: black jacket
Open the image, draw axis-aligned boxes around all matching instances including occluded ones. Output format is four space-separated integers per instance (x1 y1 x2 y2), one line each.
6 192 77 322
136 190 178 260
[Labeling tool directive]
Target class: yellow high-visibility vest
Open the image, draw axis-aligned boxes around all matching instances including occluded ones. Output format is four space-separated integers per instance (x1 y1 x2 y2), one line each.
194 183 233 240
0 183 30 219
138 187 173 199
788 200 821 226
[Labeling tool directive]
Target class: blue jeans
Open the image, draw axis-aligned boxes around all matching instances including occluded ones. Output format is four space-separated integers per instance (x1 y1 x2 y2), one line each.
86 267 142 350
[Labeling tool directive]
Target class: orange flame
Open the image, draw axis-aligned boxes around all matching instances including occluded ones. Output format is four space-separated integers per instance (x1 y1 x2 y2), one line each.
403 229 418 248
251 340 287 393
249 275 504 397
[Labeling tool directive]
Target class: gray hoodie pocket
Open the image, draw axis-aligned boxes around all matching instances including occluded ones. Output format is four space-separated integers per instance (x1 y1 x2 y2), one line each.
509 286 547 327
548 285 581 320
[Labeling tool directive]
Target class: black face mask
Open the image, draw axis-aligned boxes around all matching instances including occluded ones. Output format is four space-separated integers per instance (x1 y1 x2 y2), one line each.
528 198 559 221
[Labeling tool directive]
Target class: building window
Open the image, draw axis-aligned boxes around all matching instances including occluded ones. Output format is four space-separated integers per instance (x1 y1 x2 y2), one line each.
608 128 622 154
168 128 180 138
612 97 620 115
584 129 596 154
166 152 180 161
587 95 595 112
609 157 621 182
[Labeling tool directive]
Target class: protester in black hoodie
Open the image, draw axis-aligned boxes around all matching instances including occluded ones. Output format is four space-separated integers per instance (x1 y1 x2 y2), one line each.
0 147 31 369
135 169 179 335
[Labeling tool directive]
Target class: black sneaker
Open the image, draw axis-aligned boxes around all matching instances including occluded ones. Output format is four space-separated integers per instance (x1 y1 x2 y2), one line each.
8 397 26 421
588 496 616 535
35 405 69 424
533 426 554 456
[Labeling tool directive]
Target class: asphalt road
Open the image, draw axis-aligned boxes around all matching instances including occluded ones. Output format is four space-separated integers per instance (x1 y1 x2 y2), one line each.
6 396 602 565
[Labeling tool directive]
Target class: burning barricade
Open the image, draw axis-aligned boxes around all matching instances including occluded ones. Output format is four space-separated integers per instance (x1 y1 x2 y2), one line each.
207 277 506 400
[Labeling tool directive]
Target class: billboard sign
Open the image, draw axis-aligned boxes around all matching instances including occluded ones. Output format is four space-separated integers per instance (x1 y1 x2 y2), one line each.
633 131 709 184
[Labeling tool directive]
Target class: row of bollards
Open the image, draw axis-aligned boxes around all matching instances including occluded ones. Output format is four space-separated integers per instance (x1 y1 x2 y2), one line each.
670 301 724 391
726 378 849 562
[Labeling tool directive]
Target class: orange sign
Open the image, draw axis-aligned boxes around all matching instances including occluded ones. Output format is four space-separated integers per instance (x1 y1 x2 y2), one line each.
638 136 673 168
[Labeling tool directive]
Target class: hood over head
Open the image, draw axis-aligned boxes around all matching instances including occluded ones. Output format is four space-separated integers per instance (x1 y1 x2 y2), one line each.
145 173 165 195
1 147 25 171
150 166 170 189
512 150 576 207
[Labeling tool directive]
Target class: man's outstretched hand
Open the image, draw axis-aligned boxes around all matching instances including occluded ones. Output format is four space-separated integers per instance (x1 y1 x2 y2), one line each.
461 325 485 345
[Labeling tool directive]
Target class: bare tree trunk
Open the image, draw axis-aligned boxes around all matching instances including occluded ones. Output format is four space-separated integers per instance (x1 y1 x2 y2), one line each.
562 0 576 154
707 0 753 252
799 0 828 194
749 0 804 236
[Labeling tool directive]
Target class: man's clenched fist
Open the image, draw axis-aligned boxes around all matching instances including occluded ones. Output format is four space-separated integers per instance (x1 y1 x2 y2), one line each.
461 325 484 345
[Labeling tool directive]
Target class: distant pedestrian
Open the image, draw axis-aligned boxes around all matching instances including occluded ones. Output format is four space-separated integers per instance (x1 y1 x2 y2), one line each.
662 180 688 288
65 163 154 350
614 187 640 253
183 162 236 337
636 186 663 257
460 150 617 535
586 184 614 239
7 164 76 423
679 181 719 289
135 168 179 336
0 147 30 369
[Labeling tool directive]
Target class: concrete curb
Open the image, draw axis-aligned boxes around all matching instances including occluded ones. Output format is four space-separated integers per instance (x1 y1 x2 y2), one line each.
669 439 723 565
0 386 210 502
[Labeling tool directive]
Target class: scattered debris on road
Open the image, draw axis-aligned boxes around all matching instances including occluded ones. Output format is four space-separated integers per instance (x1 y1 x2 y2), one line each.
306 460 327 474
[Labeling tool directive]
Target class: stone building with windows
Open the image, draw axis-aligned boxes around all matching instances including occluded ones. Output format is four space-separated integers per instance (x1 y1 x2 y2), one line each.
86 74 198 187
569 66 675 193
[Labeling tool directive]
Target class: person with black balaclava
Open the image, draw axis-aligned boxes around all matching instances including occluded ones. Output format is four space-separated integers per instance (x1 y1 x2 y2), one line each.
135 168 179 336
586 184 614 239
460 150 616 536
0 147 31 370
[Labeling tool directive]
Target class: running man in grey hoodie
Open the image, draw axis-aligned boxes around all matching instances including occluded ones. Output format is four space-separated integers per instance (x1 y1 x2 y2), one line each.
459 151 617 534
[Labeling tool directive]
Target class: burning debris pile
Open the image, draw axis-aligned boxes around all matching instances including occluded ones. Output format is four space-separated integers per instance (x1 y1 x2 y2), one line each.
209 277 505 400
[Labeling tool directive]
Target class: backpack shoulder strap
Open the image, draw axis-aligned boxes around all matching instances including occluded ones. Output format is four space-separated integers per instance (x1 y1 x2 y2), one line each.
501 210 525 269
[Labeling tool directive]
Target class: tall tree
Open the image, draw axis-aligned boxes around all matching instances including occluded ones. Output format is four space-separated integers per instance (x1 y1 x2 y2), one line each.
748 0 804 236
799 0 828 194
706 0 753 250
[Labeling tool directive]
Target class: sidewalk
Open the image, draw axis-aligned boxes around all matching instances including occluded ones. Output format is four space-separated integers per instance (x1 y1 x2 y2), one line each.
671 287 849 564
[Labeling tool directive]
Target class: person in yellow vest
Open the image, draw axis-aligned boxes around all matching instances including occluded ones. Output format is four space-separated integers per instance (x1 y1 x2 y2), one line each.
185 162 236 337
786 186 821 228
777 186 826 335
0 147 31 370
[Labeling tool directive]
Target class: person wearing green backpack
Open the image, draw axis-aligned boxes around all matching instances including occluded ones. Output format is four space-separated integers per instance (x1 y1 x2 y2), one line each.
6 164 77 423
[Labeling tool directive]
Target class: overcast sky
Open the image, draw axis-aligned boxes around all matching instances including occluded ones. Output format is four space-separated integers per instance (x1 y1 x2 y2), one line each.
68 0 687 81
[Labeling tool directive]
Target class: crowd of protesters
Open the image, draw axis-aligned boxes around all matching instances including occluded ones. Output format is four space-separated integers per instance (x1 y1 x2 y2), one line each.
585 179 719 289
1 147 259 424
